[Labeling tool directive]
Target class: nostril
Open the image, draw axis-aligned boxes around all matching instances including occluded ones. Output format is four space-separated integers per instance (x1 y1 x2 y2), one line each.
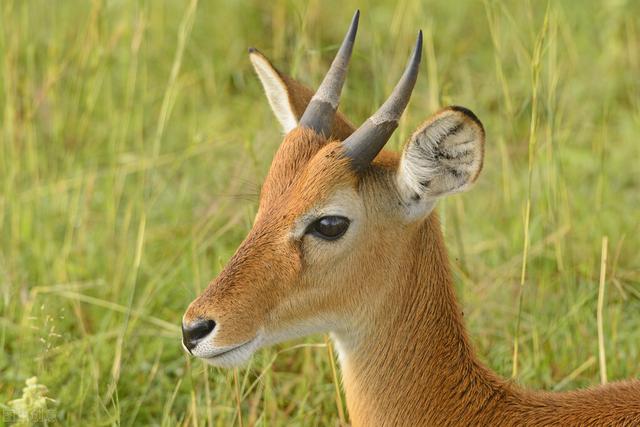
182 319 216 353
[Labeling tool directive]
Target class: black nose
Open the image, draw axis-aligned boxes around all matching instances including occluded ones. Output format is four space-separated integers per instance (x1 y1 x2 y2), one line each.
182 319 216 353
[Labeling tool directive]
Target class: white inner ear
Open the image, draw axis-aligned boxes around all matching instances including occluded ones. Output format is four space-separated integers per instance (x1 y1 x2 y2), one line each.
250 53 298 133
397 110 484 221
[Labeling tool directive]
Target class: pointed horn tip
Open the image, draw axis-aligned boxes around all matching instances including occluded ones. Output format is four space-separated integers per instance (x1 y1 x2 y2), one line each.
298 10 361 135
403 30 422 68
248 47 257 54
346 9 360 41
415 30 423 58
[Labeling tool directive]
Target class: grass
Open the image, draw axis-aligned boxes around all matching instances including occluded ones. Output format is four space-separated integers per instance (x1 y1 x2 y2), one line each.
1 0 639 425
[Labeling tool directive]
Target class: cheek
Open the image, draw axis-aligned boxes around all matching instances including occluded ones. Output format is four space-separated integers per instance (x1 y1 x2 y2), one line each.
302 241 339 267
293 247 369 323
302 239 351 272
303 222 400 289
301 232 364 292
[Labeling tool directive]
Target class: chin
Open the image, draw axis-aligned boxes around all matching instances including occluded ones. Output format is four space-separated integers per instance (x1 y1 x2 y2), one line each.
193 336 262 368
202 345 256 368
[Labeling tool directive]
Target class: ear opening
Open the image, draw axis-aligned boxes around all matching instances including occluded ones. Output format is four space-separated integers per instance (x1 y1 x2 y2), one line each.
396 106 485 220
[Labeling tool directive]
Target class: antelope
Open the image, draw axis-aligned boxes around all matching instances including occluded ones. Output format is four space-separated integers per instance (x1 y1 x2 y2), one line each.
182 11 640 426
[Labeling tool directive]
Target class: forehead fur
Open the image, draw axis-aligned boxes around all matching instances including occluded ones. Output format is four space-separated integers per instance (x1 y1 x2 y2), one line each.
261 128 358 210
259 127 406 225
293 141 359 208
261 128 325 205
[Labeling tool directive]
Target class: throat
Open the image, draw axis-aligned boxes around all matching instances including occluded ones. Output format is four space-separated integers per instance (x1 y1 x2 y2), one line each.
331 214 510 426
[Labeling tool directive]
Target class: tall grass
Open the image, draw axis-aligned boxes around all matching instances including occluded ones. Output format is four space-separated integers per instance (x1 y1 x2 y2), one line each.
1 0 639 425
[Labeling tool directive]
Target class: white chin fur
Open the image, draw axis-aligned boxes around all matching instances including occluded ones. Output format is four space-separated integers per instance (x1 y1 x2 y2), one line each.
202 340 260 368
192 335 262 368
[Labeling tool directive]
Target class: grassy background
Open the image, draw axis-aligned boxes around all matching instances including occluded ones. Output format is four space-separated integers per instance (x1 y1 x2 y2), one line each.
1 0 639 425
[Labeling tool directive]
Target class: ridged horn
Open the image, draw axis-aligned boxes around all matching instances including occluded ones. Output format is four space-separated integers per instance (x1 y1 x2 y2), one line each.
342 30 423 171
298 10 360 136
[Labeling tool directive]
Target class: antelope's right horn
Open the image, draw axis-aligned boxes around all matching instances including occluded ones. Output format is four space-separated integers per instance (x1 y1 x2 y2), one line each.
342 30 423 172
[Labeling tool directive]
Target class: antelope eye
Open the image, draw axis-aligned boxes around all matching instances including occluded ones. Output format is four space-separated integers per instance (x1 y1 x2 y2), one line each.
307 216 350 241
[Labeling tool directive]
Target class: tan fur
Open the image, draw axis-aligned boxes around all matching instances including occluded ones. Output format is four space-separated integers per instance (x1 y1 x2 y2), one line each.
334 211 640 426
183 52 640 426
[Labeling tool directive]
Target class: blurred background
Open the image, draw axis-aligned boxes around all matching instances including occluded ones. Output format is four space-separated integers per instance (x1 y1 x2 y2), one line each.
1 0 639 425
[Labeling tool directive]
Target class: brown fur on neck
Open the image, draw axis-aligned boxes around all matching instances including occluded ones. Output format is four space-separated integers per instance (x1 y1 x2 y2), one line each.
333 211 640 426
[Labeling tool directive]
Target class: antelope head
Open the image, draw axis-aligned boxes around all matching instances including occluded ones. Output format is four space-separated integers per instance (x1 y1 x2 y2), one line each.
182 11 485 368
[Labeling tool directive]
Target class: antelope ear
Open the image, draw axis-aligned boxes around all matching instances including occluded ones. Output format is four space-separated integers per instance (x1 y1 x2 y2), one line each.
249 48 355 139
249 48 299 132
396 106 485 220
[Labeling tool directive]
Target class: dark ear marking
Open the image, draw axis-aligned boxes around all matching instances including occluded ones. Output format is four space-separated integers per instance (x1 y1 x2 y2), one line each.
435 122 464 147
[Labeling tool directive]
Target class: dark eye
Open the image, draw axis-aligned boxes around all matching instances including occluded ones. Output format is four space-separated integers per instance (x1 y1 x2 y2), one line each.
306 216 350 241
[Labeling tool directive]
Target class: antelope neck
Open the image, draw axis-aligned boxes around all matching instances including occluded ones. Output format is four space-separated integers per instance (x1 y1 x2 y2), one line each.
331 213 512 426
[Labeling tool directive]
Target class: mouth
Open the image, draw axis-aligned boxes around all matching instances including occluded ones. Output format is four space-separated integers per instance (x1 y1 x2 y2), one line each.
184 336 259 368
202 338 255 360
